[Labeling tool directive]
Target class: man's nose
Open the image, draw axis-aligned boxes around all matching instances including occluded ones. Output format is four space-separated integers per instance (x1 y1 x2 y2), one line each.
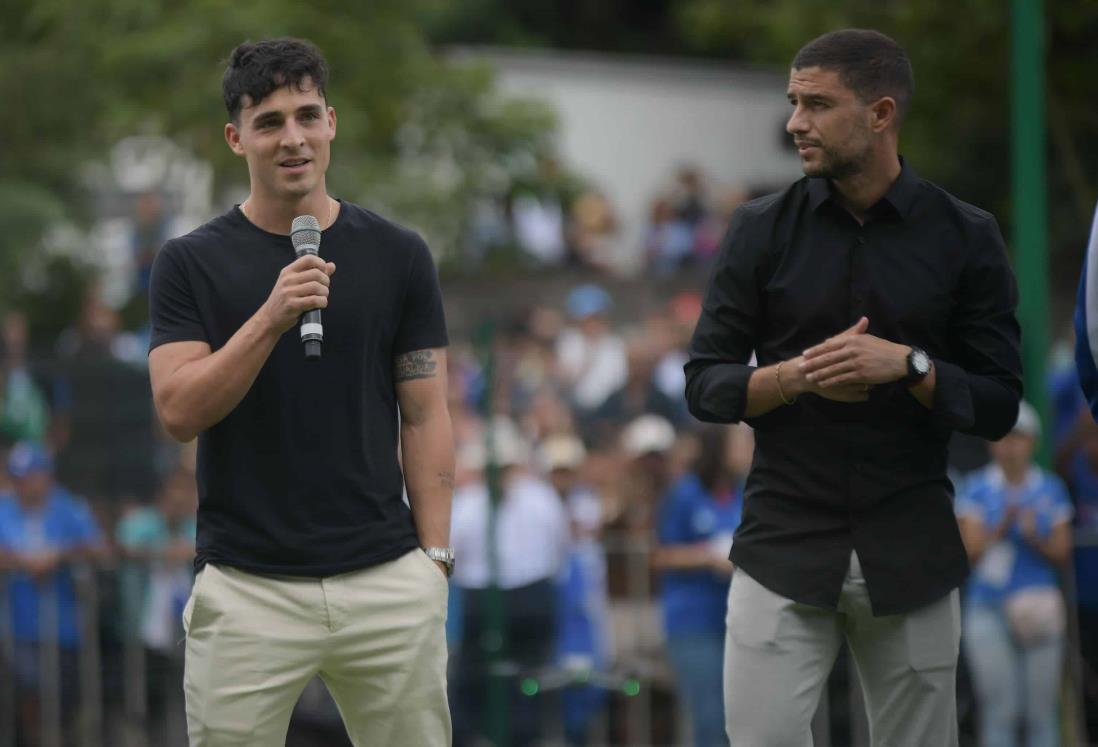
786 106 808 135
281 120 306 148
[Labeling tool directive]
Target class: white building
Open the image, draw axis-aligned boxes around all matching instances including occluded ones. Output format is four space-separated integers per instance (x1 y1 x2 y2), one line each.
457 47 803 273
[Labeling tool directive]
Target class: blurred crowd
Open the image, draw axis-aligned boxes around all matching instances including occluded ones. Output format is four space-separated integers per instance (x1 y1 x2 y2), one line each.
465 159 751 277
2 231 1098 745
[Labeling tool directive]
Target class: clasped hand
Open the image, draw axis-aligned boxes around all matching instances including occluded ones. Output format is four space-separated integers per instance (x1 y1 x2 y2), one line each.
799 316 909 390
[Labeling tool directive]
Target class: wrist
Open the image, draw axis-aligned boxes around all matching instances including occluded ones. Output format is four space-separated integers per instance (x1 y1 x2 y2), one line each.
252 305 286 341
784 357 810 396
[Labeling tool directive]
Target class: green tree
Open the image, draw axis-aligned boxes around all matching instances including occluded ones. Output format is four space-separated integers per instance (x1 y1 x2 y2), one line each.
0 0 557 321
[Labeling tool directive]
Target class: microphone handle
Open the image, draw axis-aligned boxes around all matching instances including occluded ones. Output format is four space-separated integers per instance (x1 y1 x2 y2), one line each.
301 308 322 360
296 246 323 361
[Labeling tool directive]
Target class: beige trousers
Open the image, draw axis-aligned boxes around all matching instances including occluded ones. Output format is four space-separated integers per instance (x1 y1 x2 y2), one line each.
182 549 450 747
723 553 960 747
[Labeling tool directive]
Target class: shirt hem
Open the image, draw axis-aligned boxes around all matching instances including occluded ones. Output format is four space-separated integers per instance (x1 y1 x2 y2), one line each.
194 537 419 578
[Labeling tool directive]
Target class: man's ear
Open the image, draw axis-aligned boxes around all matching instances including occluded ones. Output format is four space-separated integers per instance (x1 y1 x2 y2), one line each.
225 121 245 156
870 97 898 133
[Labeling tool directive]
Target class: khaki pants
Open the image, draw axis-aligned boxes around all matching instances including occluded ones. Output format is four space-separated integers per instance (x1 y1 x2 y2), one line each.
724 554 960 747
182 549 450 746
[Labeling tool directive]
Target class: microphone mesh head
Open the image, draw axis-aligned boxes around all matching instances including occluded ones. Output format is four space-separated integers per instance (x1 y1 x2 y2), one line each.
291 214 322 255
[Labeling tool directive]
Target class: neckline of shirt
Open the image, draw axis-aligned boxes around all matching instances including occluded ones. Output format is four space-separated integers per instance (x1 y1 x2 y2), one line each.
231 198 348 243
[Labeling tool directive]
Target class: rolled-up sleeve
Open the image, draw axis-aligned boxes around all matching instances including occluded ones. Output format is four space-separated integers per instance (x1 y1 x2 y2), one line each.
684 207 761 423
931 217 1022 439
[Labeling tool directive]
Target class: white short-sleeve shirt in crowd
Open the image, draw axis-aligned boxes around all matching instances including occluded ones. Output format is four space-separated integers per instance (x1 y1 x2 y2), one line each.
556 328 628 411
451 472 570 590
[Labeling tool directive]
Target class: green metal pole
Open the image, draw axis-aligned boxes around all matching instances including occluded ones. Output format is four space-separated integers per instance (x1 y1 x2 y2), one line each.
1011 0 1050 464
474 319 509 745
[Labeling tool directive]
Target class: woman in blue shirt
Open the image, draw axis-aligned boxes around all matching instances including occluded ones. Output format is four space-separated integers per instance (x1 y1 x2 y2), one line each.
653 424 749 747
956 402 1073 747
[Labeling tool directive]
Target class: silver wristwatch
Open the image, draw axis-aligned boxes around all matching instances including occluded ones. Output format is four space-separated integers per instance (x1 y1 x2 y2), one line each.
423 546 455 577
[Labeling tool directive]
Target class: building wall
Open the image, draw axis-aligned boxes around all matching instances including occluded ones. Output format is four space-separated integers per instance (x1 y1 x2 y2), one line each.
459 48 804 273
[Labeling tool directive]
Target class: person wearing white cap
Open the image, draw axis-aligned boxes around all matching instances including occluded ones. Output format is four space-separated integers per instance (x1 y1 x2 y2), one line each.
955 402 1074 747
449 418 570 746
540 434 612 744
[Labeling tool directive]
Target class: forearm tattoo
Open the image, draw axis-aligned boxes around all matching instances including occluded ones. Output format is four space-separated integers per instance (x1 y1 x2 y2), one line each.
394 349 438 382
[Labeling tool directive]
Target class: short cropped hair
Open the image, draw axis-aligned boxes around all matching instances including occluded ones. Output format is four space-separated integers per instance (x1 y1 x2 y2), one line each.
792 29 913 120
222 38 330 121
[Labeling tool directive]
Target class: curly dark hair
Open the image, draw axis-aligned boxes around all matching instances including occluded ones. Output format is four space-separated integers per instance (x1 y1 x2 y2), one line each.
222 38 330 121
792 29 913 121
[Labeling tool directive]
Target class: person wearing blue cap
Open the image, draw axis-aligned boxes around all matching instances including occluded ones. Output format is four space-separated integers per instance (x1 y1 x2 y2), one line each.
558 284 628 426
0 441 106 744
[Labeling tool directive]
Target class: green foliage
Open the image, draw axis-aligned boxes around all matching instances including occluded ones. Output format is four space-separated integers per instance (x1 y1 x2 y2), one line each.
0 0 558 311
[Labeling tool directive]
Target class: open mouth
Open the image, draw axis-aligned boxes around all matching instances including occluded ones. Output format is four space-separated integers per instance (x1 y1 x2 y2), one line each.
280 158 311 170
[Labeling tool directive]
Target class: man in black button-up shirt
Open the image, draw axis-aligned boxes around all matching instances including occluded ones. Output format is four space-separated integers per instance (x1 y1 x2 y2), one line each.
686 29 1022 746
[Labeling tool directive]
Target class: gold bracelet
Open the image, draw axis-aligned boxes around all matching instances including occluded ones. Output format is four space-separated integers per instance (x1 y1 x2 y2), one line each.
776 361 797 405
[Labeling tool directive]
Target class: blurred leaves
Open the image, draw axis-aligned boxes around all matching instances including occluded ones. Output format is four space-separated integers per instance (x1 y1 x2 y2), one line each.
0 0 558 309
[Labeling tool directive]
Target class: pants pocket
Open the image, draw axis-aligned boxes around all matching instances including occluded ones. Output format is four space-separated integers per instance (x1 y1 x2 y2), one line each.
181 567 207 636
726 569 785 650
904 589 960 671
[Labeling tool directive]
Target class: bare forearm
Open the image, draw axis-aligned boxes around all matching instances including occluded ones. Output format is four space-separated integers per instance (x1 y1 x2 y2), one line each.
156 313 281 441
401 413 455 547
744 361 800 417
1023 525 1073 568
652 543 721 571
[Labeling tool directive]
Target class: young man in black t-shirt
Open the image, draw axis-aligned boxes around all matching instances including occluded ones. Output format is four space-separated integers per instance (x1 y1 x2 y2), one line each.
148 38 454 746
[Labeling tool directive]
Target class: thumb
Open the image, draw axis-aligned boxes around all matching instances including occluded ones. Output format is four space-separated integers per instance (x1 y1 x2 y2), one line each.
841 316 869 336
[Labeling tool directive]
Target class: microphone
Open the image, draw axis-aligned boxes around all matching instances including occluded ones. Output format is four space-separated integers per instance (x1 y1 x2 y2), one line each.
290 214 323 361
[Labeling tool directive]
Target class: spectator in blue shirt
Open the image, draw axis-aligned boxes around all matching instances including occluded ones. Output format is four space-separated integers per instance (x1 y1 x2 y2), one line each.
0 441 106 745
956 403 1073 747
653 424 748 747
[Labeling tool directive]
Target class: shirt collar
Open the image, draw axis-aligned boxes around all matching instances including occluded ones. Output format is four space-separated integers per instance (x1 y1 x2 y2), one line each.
807 156 918 220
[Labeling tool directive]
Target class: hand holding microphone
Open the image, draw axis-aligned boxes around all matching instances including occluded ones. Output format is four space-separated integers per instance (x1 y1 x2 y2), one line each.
291 215 326 360
258 217 335 355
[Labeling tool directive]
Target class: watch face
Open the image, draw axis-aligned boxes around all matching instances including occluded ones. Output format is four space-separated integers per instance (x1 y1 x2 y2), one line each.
912 349 930 375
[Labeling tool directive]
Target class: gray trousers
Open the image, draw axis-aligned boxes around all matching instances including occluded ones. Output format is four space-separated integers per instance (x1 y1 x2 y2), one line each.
723 553 960 747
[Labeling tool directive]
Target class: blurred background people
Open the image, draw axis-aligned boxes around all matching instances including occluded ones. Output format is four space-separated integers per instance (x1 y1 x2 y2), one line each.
957 402 1074 747
542 433 611 745
557 284 628 433
0 441 107 745
115 464 197 740
0 313 51 447
652 424 748 747
450 418 570 747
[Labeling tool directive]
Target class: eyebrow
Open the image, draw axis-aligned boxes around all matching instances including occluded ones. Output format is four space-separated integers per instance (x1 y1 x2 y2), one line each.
787 92 832 104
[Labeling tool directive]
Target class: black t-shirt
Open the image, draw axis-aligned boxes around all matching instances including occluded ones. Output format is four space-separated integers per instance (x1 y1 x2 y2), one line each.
148 201 449 576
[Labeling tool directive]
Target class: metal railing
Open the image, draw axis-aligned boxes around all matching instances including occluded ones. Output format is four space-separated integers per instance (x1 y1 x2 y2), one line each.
0 532 1093 747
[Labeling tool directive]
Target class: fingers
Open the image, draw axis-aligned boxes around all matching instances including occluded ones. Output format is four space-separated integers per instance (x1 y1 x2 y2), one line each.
800 348 853 375
806 360 858 385
846 316 869 336
813 370 865 388
803 317 869 359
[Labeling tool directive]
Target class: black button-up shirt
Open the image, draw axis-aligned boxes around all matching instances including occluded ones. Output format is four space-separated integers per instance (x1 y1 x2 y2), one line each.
685 161 1022 616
